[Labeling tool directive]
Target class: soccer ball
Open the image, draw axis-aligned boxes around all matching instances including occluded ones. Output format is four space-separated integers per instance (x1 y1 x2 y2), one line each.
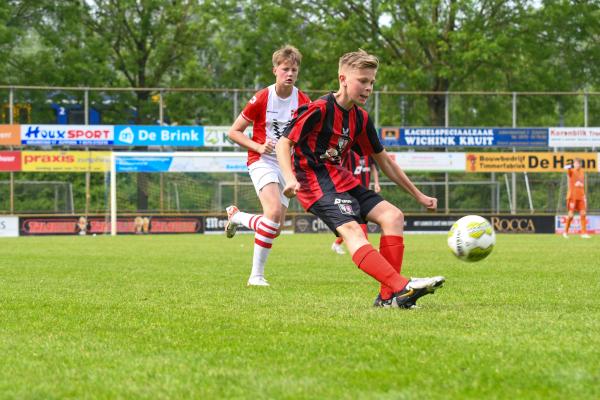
447 215 495 262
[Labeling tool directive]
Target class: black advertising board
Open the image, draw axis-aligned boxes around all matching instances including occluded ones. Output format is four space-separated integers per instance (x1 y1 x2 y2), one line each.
292 214 555 234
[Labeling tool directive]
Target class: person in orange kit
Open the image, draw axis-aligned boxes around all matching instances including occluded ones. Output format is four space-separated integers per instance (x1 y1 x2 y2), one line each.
563 158 591 239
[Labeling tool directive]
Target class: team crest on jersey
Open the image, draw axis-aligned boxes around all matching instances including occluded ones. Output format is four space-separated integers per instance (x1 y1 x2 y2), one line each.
320 148 341 163
320 130 351 164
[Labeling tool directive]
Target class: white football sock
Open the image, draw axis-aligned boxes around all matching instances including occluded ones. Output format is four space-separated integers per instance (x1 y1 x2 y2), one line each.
232 211 263 231
251 217 280 278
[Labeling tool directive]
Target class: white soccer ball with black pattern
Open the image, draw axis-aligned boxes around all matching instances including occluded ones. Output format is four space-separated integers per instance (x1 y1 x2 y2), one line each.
447 215 495 262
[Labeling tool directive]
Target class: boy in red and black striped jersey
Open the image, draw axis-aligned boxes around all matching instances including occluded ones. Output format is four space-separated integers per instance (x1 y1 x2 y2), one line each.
331 151 380 255
276 50 445 308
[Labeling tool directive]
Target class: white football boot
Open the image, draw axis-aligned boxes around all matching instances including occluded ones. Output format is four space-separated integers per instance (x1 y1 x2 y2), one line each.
225 205 239 238
247 276 270 286
374 276 445 309
331 242 346 255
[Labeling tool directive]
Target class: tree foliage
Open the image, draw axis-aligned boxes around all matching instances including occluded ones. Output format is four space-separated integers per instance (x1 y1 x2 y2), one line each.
1 0 598 126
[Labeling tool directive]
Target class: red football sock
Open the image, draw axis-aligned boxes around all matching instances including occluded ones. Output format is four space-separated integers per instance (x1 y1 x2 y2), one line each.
352 244 408 298
360 223 368 239
565 216 573 234
335 237 344 245
379 235 405 300
581 215 587 234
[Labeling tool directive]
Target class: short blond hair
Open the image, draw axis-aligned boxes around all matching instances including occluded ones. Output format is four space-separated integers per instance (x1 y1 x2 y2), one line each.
338 49 379 73
272 45 302 67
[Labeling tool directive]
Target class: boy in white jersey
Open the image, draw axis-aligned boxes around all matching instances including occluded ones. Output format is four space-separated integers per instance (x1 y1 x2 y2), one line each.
225 45 311 286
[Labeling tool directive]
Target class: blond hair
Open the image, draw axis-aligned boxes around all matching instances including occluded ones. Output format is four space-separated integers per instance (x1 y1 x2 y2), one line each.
338 49 379 73
272 45 302 67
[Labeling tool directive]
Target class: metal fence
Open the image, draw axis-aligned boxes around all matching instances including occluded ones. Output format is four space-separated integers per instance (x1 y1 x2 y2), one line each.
3 85 600 127
1 85 599 215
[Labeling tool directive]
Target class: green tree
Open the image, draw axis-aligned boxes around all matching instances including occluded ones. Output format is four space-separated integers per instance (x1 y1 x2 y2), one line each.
298 0 532 126
36 0 216 209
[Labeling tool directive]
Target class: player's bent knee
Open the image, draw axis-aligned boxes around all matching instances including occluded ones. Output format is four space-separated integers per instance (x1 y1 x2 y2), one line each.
263 210 283 224
383 208 404 226
338 222 365 240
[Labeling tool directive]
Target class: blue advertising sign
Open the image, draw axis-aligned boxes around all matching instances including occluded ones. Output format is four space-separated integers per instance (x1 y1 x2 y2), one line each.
380 127 548 147
116 156 173 172
114 125 204 147
493 128 548 147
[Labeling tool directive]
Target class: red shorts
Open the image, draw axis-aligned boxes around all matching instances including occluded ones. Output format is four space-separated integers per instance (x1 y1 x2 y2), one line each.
567 198 586 212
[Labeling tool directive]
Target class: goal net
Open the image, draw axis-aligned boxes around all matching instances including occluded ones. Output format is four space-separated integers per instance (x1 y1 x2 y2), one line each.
109 151 258 235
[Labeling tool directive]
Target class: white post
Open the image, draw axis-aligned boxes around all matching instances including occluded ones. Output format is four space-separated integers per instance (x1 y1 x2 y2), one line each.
233 89 239 121
84 88 89 124
159 91 164 125
110 152 117 236
444 91 450 214
84 88 91 216
374 91 380 128
524 172 534 213
511 92 517 214
9 87 14 123
584 91 588 127
504 174 513 212
9 87 14 213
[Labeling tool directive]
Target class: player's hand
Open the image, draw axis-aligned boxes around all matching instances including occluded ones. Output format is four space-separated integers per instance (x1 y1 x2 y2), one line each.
373 183 381 193
419 194 437 212
257 140 275 154
283 179 301 198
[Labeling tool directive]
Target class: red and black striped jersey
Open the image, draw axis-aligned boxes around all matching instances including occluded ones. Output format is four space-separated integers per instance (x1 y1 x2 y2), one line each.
283 93 383 210
344 151 376 188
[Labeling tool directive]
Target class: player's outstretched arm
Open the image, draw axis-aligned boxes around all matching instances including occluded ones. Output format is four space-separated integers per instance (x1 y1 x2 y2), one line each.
372 150 437 211
228 115 274 154
276 137 300 198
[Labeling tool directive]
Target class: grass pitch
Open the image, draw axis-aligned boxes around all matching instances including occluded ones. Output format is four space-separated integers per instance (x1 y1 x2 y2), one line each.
1 233 599 399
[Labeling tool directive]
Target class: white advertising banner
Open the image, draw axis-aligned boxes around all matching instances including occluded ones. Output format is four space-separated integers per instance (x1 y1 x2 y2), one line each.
549 127 600 148
387 152 466 172
169 153 247 172
115 151 468 173
115 152 247 172
0 216 19 237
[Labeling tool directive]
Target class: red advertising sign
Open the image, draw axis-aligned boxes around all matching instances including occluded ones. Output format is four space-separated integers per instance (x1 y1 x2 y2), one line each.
148 218 203 233
19 216 204 235
88 218 137 234
87 217 203 234
0 151 22 171
20 218 79 235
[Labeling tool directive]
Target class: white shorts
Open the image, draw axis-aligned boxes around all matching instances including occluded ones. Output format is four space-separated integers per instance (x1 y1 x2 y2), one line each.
248 157 290 208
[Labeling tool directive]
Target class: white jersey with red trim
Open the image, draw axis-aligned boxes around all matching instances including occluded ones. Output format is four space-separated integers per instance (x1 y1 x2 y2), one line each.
241 84 310 166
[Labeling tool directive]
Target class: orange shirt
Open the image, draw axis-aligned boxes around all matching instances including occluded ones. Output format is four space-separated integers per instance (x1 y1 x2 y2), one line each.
567 168 585 200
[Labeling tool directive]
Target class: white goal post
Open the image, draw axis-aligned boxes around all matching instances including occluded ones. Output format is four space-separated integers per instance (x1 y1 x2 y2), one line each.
109 151 248 235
